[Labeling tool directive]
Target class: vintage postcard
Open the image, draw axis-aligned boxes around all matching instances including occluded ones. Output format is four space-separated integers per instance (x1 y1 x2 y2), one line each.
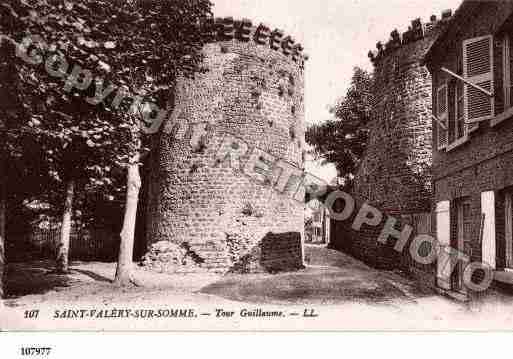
2 0 513 334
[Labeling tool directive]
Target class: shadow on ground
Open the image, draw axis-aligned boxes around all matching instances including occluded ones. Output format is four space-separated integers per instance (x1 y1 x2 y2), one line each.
72 269 112 283
4 246 437 307
5 261 116 299
5 261 74 299
200 245 436 305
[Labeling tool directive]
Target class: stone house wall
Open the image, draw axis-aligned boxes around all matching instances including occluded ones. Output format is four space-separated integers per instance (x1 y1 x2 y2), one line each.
426 2 513 294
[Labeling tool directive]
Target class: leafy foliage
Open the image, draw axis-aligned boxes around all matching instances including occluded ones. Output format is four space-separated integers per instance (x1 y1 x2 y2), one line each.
0 0 212 224
306 67 373 187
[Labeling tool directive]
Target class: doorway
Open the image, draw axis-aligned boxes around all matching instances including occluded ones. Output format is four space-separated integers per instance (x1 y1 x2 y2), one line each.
451 198 471 293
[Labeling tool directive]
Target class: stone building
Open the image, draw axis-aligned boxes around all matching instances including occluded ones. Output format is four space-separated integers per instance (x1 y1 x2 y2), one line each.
306 199 329 245
329 10 454 273
145 18 308 273
425 1 513 299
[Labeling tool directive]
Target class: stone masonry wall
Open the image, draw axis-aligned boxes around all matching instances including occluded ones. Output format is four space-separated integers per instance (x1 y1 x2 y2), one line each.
330 11 453 271
145 19 307 273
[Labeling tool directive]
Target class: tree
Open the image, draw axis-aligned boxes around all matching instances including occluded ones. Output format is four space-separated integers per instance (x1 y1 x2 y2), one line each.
306 67 373 188
1 0 138 274
103 0 211 286
0 0 211 283
0 147 5 301
115 144 141 285
0 42 11 300
0 37 36 297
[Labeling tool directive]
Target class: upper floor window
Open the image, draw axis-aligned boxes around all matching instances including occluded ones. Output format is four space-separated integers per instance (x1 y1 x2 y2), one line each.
436 34 498 151
463 35 495 123
313 211 322 222
436 78 477 151
455 81 466 139
436 84 448 150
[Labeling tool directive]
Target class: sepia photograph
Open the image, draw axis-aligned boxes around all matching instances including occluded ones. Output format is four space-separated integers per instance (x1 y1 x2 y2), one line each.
1 0 513 340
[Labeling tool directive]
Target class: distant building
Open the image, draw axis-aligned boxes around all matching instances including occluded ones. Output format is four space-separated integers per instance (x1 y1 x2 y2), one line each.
425 1 513 298
306 199 329 245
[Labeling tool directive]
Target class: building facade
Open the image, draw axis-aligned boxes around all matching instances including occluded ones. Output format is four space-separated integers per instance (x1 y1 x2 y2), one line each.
145 18 308 273
425 1 513 298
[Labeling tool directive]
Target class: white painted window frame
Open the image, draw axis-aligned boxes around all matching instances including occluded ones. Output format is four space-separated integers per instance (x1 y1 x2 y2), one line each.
491 35 513 127
446 135 469 152
503 35 511 110
491 106 513 127
447 82 469 151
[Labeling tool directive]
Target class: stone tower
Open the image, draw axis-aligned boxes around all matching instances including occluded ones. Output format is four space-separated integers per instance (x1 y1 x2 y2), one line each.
352 10 454 216
330 10 454 270
145 18 307 273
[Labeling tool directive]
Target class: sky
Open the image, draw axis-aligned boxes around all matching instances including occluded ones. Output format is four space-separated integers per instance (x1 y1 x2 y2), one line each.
212 0 463 181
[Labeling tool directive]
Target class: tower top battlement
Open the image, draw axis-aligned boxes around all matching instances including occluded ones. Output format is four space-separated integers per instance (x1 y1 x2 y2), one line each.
201 17 309 69
368 9 453 65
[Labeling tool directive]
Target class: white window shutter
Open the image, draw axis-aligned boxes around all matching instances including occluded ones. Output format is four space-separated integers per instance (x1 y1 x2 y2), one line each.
506 193 513 268
481 191 496 270
436 201 451 290
503 36 511 109
436 84 449 150
463 35 494 123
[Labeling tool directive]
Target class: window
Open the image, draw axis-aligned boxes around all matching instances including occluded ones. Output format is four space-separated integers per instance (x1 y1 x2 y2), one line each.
436 84 449 150
446 79 477 150
437 33 513 146
491 34 513 126
313 212 321 222
509 34 513 107
463 35 494 123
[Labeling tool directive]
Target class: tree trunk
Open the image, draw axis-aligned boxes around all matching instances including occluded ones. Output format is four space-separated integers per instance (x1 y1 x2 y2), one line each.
114 154 141 286
0 177 6 301
56 179 75 274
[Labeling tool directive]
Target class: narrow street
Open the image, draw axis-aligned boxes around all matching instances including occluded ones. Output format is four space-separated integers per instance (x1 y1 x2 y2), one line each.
200 245 437 305
5 244 436 307
5 245 513 330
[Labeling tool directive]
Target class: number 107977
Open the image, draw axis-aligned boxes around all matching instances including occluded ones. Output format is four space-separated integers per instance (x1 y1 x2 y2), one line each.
21 348 52 356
